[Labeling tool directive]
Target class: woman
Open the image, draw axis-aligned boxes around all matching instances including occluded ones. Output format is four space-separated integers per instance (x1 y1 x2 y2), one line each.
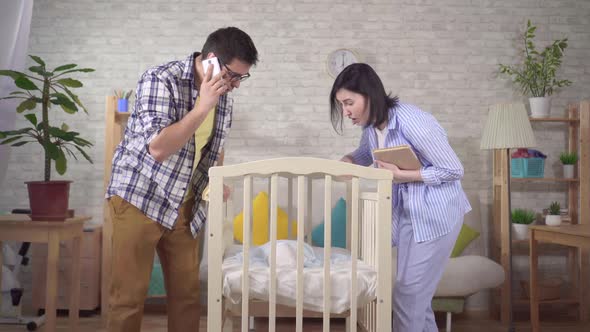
330 63 471 331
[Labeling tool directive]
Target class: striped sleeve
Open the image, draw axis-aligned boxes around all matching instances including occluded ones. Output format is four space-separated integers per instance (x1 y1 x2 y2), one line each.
401 109 463 186
349 128 374 167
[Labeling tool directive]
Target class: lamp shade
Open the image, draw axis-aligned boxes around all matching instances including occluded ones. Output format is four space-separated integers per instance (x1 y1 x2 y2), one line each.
480 103 536 150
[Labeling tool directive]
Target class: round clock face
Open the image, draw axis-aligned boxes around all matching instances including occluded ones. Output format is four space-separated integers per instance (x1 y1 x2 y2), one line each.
327 49 359 78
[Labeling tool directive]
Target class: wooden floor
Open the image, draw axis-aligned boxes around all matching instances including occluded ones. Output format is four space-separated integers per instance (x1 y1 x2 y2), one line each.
0 313 588 332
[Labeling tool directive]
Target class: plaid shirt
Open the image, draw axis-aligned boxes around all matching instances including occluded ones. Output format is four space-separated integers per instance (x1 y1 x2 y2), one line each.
106 53 233 237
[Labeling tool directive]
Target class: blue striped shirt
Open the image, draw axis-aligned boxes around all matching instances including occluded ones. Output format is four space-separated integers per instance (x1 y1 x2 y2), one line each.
106 53 233 237
349 103 471 244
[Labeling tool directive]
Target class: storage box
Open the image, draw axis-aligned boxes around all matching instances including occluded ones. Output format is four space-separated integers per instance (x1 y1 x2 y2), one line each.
511 157 545 178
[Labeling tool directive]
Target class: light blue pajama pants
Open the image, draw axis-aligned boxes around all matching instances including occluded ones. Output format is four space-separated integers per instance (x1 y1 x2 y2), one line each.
392 214 463 332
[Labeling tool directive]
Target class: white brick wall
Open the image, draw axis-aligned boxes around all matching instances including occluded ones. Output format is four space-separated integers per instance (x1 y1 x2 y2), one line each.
1 0 589 312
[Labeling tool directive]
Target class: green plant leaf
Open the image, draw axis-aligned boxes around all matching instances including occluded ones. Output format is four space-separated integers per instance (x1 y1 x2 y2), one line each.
24 113 37 126
56 78 83 88
54 68 95 77
48 127 77 141
61 123 69 131
74 145 93 163
29 65 50 77
50 92 78 113
44 142 60 160
16 98 37 113
0 136 23 145
0 132 6 139
62 87 88 114
15 76 39 90
55 148 67 175
11 141 29 147
53 64 77 72
29 55 46 67
9 91 26 95
73 137 93 147
0 70 24 80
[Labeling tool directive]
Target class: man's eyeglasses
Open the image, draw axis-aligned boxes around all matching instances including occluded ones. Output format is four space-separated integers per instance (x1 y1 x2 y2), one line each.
219 59 250 82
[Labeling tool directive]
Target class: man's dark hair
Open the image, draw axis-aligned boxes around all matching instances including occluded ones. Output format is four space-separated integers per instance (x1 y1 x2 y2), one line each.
329 63 398 134
202 27 258 66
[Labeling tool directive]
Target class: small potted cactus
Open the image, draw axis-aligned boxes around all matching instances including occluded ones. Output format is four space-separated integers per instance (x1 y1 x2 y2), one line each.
511 208 536 240
559 152 578 179
545 201 562 226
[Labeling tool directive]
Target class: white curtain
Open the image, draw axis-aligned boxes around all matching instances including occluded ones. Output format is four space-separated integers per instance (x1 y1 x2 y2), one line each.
0 0 33 186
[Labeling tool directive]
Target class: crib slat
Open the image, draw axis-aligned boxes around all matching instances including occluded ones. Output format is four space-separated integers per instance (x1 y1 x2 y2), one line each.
296 176 306 332
268 174 278 332
241 176 252 332
346 181 352 250
207 174 224 332
288 177 293 239
306 177 312 245
323 175 332 332
350 177 359 332
376 180 392 332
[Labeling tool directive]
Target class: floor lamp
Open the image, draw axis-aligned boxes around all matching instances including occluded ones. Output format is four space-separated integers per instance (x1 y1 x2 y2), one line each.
480 103 536 331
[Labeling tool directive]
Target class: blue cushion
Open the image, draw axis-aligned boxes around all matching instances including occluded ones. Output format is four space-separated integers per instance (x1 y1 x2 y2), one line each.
311 198 346 248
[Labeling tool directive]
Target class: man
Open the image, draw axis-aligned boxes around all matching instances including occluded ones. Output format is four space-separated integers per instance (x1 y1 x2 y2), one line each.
105 27 258 332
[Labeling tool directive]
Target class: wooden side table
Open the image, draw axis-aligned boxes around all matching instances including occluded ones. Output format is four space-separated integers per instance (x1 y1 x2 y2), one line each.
529 224 590 332
0 215 89 332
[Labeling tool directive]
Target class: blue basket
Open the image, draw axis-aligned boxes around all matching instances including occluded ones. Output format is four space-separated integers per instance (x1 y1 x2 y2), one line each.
511 158 545 178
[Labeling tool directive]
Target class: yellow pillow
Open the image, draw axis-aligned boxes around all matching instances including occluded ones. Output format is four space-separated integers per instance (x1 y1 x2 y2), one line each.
233 191 297 246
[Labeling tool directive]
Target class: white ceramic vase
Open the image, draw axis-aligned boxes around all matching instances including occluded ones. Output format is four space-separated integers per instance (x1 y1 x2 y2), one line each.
512 223 530 241
529 97 551 118
563 164 574 179
545 215 562 227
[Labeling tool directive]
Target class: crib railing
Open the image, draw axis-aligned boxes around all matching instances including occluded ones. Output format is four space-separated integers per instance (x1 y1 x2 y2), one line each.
207 157 392 332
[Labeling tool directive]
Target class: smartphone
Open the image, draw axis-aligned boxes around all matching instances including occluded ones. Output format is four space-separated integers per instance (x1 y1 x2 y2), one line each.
202 57 221 77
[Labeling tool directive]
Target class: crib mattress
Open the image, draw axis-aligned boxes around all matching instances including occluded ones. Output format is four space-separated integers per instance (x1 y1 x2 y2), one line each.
220 244 377 314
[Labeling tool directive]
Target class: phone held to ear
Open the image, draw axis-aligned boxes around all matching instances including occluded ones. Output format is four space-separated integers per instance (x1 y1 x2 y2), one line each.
202 57 221 77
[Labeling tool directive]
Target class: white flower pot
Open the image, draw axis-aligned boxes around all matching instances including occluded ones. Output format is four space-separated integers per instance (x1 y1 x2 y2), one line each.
545 215 562 227
563 164 574 179
512 223 530 241
529 97 551 118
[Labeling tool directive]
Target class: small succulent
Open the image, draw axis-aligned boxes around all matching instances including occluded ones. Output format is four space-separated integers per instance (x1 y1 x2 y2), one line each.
559 152 578 165
511 208 536 225
548 202 561 215
114 89 132 100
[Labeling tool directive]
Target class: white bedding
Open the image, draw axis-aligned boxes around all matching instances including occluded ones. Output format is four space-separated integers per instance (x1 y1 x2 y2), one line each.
221 241 377 314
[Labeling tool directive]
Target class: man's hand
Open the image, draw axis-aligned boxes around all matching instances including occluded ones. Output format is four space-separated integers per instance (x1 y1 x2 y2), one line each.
199 63 228 111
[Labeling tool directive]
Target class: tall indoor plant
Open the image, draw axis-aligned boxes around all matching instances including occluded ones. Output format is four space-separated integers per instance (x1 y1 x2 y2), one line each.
498 20 572 118
0 55 94 220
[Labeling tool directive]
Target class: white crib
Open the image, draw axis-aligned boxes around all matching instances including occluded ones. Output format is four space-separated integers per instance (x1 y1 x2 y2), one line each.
206 157 393 332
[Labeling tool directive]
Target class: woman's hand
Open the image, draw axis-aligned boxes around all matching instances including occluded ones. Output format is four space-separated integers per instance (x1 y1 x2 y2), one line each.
375 160 423 183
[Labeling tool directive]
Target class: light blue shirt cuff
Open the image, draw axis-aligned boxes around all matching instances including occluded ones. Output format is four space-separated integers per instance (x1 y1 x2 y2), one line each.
420 167 440 186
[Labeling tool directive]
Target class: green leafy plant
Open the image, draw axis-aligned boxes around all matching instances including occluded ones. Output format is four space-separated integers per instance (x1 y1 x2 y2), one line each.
559 152 578 165
0 55 95 181
114 89 132 100
548 202 561 215
511 208 536 225
498 20 572 97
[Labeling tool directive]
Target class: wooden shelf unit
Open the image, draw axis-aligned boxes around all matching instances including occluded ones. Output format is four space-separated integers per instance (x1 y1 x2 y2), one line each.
491 101 590 323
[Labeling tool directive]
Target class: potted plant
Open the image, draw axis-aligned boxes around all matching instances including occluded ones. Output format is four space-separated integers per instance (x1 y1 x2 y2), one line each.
0 55 94 221
511 208 536 240
114 89 132 112
545 201 562 226
498 20 572 118
559 151 578 179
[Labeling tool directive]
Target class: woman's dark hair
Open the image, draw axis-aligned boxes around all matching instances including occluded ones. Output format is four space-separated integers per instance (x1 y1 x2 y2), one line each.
329 63 398 134
202 27 259 65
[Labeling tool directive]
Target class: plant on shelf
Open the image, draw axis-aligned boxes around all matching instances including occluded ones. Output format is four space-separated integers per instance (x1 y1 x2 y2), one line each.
559 151 578 179
511 208 536 240
114 89 132 112
0 55 95 221
498 20 572 118
545 201 562 226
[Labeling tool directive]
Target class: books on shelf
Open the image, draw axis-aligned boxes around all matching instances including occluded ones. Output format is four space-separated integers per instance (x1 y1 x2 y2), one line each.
372 145 421 170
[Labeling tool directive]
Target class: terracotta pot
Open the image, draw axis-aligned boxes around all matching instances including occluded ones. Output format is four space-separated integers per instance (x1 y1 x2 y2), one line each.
25 181 71 221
